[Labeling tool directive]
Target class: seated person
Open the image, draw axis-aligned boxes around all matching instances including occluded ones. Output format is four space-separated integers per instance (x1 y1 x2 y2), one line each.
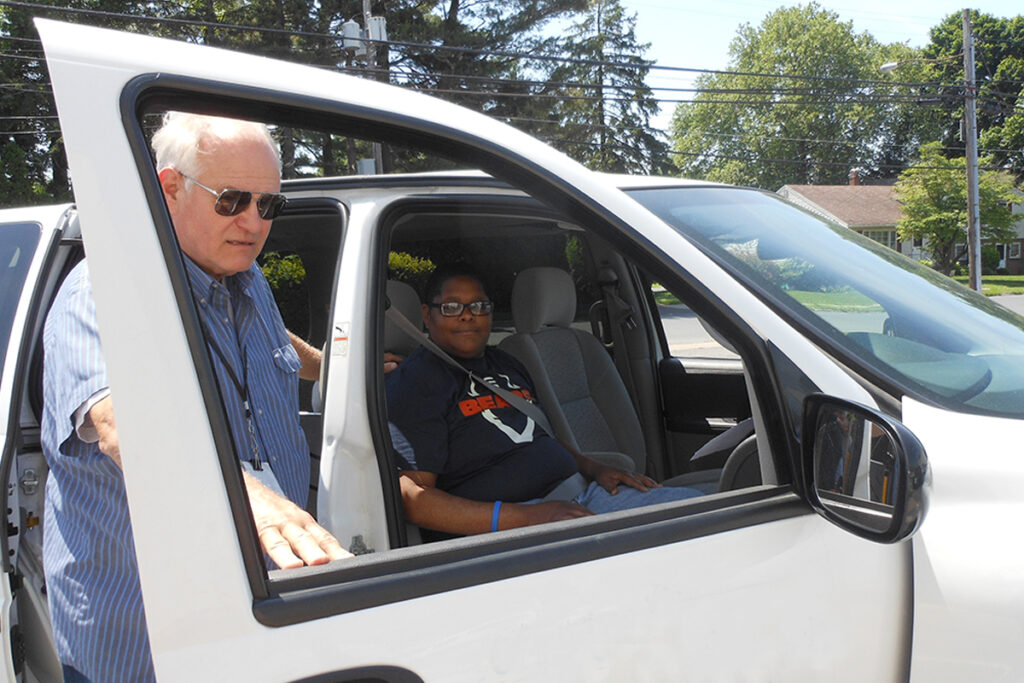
387 263 702 540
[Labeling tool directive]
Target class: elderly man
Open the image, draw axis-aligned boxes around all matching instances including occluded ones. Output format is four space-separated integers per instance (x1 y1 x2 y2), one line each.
41 112 348 683
387 264 702 541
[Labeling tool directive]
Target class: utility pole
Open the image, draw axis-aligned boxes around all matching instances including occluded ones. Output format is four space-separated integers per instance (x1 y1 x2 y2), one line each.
364 0 384 174
963 9 982 292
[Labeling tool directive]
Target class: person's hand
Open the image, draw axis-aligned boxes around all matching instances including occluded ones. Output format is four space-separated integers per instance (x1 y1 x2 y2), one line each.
518 500 594 526
384 352 403 374
242 472 353 569
590 463 660 496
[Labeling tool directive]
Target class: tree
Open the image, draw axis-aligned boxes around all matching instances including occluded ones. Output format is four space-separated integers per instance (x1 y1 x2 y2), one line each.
894 141 1021 275
544 0 670 174
923 11 1024 177
669 3 941 189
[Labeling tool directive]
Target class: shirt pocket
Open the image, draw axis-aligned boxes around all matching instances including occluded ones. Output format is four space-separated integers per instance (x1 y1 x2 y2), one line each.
272 343 302 375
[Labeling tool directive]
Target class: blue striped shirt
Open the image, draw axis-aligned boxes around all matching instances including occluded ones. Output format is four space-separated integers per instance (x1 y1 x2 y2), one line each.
41 258 309 682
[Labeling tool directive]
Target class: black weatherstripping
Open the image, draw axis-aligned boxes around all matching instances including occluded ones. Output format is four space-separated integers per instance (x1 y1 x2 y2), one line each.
289 666 424 683
256 488 807 626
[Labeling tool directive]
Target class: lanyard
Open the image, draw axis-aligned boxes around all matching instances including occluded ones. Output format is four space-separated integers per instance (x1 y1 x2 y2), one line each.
198 314 264 471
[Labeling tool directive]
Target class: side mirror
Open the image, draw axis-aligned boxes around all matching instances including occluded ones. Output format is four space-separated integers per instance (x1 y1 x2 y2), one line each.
802 394 930 544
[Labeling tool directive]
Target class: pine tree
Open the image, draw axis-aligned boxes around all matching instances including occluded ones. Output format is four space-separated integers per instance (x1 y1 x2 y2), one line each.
546 0 670 174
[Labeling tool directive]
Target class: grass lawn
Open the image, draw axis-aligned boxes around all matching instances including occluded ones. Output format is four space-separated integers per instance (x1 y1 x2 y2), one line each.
952 275 1024 296
652 275 1024 309
786 289 883 311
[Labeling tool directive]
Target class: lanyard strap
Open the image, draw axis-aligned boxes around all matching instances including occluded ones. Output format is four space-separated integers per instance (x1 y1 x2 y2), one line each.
197 315 265 470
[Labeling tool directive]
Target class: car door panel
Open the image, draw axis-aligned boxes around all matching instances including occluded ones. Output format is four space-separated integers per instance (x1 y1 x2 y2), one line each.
40 19 909 681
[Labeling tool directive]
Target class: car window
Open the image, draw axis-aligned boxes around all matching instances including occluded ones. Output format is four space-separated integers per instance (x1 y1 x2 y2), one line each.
648 281 739 360
0 222 41 375
629 186 1024 419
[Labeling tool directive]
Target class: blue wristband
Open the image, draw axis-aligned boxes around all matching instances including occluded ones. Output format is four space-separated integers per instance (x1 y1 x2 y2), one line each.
491 501 502 532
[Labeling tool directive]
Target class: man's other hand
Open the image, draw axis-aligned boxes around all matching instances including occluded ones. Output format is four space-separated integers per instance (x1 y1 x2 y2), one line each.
242 471 352 568
384 352 403 374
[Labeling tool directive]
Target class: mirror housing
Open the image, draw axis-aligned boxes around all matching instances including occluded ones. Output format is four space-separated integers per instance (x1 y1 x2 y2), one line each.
802 394 930 544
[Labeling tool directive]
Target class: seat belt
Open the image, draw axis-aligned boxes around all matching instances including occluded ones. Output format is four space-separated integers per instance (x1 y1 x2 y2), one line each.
384 303 556 438
597 266 641 416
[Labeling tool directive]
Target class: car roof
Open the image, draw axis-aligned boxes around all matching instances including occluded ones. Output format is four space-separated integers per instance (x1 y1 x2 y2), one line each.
282 170 722 193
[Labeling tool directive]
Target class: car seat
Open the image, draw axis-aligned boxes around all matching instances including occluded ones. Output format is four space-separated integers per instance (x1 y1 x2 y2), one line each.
498 267 720 490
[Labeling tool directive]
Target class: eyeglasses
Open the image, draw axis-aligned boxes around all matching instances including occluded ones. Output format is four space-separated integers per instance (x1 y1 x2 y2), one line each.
429 300 493 317
179 171 287 220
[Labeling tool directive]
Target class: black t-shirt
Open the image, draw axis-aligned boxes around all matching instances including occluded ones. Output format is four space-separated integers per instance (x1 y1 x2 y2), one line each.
386 346 578 502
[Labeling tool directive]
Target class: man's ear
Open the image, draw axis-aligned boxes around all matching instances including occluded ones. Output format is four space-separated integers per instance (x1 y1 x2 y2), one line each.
421 303 431 328
157 167 183 214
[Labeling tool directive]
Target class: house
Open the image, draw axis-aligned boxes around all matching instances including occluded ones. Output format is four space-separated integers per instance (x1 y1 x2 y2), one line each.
778 171 1024 274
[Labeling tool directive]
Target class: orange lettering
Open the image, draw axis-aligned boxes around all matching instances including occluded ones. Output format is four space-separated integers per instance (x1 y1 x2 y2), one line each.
460 399 483 416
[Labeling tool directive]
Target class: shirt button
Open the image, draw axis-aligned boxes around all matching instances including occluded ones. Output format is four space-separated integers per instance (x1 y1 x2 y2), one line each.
223 317 229 323
258 409 263 415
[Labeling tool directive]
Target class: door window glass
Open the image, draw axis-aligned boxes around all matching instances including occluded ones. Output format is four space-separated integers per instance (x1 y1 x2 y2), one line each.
0 222 41 374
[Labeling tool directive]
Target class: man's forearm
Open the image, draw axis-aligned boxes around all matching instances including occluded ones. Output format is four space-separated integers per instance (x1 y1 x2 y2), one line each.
288 330 322 381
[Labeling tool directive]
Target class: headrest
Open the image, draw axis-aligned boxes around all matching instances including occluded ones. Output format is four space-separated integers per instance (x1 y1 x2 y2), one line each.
511 267 575 333
384 280 424 356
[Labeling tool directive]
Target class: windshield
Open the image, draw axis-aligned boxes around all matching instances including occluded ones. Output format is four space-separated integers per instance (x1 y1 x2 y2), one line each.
628 186 1024 418
0 222 41 375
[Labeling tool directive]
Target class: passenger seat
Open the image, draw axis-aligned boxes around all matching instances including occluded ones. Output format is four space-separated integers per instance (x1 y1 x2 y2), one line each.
499 267 718 490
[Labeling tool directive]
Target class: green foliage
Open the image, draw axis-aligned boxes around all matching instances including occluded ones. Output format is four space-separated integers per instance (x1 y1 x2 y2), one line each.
260 251 307 289
545 0 671 174
925 11 1024 177
670 3 945 188
260 250 309 334
388 251 436 292
894 141 1021 274
981 244 1002 274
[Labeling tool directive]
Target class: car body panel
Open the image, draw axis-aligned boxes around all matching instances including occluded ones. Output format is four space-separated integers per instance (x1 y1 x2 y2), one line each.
902 397 1024 679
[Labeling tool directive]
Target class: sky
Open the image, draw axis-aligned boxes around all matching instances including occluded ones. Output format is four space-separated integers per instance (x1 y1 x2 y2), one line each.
619 0 1024 130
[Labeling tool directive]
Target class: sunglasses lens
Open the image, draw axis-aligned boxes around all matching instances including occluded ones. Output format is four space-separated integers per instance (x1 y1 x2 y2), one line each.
214 190 251 217
257 194 287 219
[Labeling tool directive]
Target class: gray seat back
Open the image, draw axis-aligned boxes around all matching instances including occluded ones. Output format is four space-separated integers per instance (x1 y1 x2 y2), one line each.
385 280 424 357
498 267 648 473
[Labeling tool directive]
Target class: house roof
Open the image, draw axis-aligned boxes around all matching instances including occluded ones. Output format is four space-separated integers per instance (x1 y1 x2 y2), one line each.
777 184 901 229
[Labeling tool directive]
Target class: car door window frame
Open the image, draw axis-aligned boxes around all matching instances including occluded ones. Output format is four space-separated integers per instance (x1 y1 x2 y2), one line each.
119 74 812 628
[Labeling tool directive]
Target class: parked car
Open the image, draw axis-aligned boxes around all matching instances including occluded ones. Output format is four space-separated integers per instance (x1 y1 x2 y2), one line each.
1 17 1021 682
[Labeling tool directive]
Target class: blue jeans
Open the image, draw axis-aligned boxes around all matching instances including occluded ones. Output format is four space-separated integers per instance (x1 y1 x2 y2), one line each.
573 480 703 513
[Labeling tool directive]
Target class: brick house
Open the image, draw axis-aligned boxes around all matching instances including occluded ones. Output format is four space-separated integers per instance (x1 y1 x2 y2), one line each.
777 171 1024 274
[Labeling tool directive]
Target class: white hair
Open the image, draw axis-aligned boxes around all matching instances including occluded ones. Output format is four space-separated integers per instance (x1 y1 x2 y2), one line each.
150 111 281 177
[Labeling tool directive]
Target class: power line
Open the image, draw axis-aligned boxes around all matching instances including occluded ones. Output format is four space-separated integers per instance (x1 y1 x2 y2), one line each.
0 0 969 89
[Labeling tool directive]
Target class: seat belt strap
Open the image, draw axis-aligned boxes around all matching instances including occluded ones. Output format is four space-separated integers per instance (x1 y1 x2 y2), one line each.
598 272 641 417
384 304 556 438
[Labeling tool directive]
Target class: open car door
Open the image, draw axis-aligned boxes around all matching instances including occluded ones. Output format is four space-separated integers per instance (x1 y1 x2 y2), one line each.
38 19 918 682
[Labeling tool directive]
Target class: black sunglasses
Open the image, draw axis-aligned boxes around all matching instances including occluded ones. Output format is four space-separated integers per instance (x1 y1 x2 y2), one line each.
179 171 287 220
429 300 493 317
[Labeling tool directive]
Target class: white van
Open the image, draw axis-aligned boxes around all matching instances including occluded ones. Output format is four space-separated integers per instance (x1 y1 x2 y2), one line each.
0 18 1021 682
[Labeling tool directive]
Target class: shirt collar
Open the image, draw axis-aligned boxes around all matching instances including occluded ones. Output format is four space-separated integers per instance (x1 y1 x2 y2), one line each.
183 255 258 302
